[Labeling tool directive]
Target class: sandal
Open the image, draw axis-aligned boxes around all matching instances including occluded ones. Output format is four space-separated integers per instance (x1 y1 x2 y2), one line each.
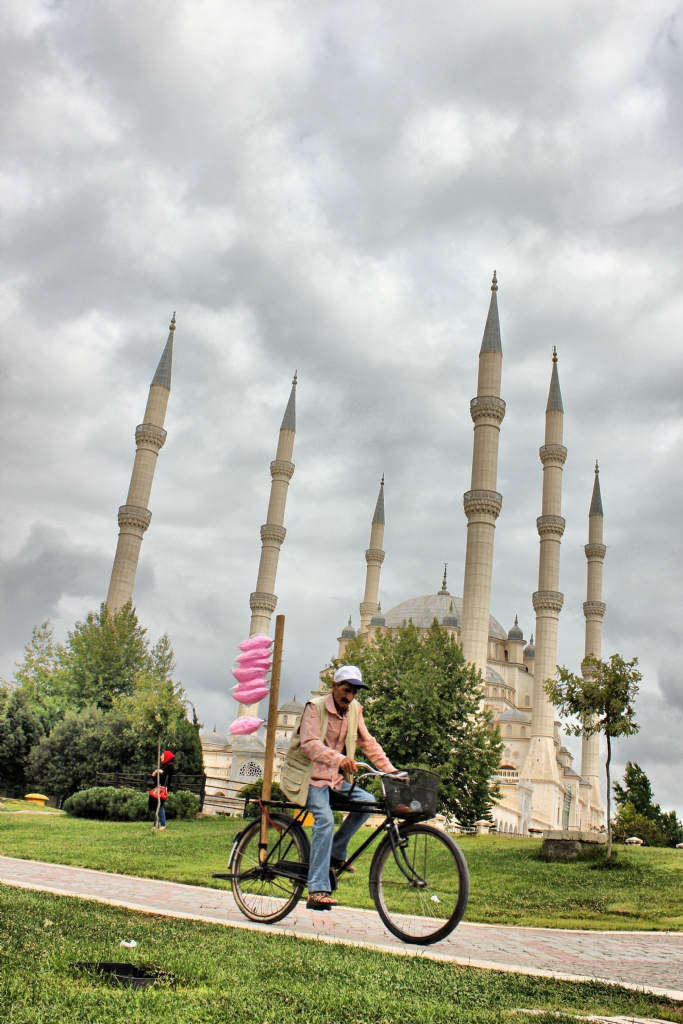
330 856 356 874
306 892 339 911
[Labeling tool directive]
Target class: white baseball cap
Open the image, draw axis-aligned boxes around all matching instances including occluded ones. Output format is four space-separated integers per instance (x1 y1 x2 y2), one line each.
333 665 368 688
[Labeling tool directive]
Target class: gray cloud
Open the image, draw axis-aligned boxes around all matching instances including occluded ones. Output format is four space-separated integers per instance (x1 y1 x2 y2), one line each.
1 0 682 811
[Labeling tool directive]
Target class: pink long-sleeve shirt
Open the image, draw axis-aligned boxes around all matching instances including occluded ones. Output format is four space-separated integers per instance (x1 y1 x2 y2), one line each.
299 693 396 790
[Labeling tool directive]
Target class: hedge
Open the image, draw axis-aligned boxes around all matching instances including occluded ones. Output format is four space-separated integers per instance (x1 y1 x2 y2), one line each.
63 786 200 821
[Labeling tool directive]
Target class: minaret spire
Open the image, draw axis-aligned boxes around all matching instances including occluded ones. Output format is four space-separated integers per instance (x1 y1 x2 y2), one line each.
359 476 386 633
580 460 606 825
460 273 505 673
520 347 567 825
106 314 176 612
248 373 298 638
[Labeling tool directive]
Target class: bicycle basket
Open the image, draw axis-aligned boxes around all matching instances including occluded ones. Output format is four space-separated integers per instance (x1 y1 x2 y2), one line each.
382 769 440 819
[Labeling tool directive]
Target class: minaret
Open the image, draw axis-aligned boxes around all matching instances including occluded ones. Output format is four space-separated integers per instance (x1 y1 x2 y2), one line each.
106 314 175 612
359 476 386 634
580 462 606 819
521 348 566 820
460 273 505 674
248 373 297 637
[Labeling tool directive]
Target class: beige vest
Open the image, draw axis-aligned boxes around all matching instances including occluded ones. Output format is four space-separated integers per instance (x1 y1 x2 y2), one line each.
280 694 360 806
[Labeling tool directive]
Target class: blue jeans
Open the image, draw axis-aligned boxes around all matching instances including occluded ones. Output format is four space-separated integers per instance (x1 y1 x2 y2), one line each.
155 803 166 827
306 781 376 894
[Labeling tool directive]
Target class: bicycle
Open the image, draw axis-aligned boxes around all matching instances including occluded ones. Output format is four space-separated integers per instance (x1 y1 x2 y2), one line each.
213 764 470 945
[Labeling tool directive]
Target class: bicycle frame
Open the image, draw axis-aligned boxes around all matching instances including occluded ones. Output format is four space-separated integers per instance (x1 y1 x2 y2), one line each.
219 789 431 890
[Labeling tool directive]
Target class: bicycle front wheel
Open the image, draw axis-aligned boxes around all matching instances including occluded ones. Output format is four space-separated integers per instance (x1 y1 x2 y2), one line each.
230 813 310 924
370 823 469 944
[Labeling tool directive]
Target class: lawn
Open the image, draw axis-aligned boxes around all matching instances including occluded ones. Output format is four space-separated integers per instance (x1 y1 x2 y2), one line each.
1 813 682 930
1 884 681 1024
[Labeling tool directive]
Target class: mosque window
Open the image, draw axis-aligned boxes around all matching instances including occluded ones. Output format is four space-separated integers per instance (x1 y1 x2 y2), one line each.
283 715 288 725
520 727 526 737
237 760 263 780
506 726 512 736
525 695 531 707
492 688 498 696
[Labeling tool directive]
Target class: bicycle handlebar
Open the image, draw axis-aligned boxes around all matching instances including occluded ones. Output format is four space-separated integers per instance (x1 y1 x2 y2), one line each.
354 762 409 780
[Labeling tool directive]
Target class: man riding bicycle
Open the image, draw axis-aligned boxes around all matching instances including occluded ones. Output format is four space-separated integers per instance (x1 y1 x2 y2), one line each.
280 665 396 910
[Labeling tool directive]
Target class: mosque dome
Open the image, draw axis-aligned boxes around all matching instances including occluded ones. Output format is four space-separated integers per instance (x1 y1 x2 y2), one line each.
278 696 304 714
498 708 531 723
370 603 386 627
340 616 356 639
508 616 524 641
485 666 506 686
200 726 230 746
524 634 536 658
384 593 506 640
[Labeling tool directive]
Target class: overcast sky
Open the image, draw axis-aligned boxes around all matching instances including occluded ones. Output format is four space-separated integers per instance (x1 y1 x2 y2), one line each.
1 0 681 813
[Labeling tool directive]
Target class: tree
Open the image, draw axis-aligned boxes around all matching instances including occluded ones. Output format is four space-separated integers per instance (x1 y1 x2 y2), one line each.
544 653 641 859
0 685 45 797
613 761 683 848
60 603 151 710
334 621 503 826
3 622 67 731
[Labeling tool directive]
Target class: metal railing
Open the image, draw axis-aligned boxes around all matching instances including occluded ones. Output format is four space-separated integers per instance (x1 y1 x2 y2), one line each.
95 772 207 810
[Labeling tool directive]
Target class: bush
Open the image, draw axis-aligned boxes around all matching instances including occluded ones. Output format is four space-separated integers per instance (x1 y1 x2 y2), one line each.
63 786 148 822
164 790 200 820
238 779 285 818
612 801 666 846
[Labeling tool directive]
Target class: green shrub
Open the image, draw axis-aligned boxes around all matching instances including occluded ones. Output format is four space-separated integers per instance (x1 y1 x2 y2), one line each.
612 801 666 846
165 789 200 820
238 779 285 818
63 786 147 822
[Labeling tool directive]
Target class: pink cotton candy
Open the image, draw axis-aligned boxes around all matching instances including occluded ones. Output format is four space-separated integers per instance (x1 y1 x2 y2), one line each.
235 652 272 670
232 684 270 704
229 716 263 735
239 635 273 652
231 665 267 685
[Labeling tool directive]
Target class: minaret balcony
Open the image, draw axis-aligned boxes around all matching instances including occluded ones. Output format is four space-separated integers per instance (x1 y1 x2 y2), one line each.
584 543 606 561
583 601 606 620
470 395 506 425
532 590 564 614
135 423 167 452
536 515 566 538
539 444 567 467
365 547 385 566
117 505 152 534
250 591 278 614
270 460 295 481
260 524 287 545
463 489 502 520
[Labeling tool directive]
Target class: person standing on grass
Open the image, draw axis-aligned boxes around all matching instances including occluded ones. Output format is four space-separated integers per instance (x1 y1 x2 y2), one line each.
149 749 175 830
280 666 396 911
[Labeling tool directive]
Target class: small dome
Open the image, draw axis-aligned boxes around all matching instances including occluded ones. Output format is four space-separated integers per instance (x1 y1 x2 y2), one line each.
486 666 506 686
441 599 459 628
508 615 524 641
341 616 356 639
200 726 230 746
524 634 535 658
370 602 385 627
498 708 531 723
279 696 305 714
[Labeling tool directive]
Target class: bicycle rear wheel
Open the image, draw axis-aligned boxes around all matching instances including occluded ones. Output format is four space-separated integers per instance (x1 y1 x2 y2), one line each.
230 813 310 923
370 823 469 944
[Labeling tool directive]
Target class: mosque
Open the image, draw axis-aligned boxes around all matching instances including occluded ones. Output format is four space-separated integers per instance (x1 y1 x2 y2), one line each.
105 279 607 830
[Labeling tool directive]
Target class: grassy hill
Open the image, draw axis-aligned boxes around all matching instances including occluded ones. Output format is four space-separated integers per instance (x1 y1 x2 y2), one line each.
1 813 682 930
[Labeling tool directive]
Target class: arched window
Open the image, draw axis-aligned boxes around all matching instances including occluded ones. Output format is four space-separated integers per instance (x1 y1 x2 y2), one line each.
282 715 288 725
492 688 498 696
506 725 512 736
237 760 263 781
525 695 531 707
520 726 526 737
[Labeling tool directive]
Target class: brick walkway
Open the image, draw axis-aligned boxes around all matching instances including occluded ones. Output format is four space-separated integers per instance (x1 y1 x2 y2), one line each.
1 855 682 1000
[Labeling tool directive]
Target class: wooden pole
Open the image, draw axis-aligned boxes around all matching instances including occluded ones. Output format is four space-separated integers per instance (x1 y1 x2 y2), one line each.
259 614 285 861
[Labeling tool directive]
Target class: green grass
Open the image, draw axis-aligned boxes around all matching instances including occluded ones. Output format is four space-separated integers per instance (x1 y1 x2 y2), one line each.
2 814 683 930
1 884 681 1024
0 798 62 814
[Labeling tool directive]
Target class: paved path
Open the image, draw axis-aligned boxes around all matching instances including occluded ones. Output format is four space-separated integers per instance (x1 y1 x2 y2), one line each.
1 856 682 1001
